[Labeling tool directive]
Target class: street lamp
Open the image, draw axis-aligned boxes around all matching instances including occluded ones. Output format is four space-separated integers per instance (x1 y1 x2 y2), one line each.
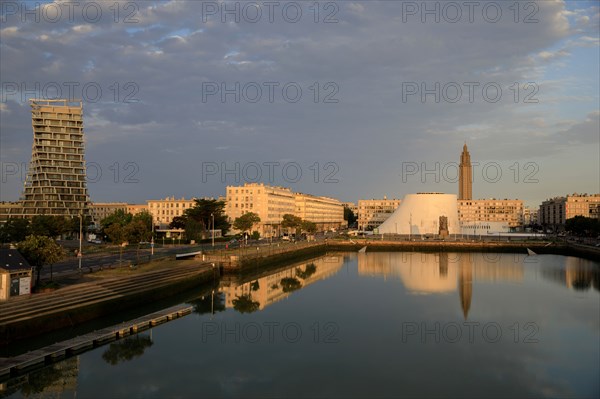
151 216 155 256
211 213 215 247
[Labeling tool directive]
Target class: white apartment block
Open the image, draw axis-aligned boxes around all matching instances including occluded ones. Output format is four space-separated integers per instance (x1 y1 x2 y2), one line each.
226 183 344 236
295 193 345 231
457 199 524 230
148 197 196 228
357 197 402 230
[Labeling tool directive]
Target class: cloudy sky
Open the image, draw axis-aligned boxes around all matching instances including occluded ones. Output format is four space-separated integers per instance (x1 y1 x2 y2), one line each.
1 0 598 208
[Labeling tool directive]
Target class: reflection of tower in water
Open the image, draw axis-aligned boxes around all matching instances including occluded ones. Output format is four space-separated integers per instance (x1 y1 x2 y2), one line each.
357 252 524 319
458 254 473 320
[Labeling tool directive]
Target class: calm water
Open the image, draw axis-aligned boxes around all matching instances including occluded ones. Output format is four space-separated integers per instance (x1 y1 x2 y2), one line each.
3 252 599 398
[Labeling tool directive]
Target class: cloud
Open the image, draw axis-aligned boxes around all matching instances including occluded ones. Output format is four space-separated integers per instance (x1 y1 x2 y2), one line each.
559 110 600 145
0 0 598 205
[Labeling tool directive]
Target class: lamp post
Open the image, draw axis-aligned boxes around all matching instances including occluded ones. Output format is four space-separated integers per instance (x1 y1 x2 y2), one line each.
211 213 215 248
151 216 154 256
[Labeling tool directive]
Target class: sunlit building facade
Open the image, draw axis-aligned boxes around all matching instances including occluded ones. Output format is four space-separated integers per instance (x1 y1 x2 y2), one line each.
357 197 402 230
457 199 524 230
295 193 345 231
539 193 600 230
147 197 196 229
225 183 345 236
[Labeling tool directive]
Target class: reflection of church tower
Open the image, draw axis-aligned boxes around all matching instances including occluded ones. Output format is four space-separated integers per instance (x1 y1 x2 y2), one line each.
439 253 448 277
459 143 472 200
459 255 473 319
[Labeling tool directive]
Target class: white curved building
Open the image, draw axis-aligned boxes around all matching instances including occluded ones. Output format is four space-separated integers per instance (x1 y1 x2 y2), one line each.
377 193 460 235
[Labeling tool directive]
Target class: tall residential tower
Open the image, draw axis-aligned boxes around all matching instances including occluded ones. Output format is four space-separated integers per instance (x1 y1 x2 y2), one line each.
19 99 90 217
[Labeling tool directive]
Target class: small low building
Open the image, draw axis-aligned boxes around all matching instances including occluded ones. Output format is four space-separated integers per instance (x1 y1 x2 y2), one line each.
0 247 33 301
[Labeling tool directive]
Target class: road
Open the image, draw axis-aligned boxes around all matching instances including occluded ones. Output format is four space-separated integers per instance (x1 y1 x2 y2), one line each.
42 243 227 278
41 233 340 279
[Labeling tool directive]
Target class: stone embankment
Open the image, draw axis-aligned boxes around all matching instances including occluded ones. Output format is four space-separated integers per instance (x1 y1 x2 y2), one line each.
0 263 216 344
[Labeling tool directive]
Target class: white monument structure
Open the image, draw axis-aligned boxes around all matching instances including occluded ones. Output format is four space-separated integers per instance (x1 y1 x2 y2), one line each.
377 193 460 235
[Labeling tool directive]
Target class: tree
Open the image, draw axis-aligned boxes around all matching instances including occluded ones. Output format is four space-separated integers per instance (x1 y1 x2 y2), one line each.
125 219 151 261
172 199 231 240
67 215 93 238
100 209 132 232
125 220 151 244
19 363 65 395
566 216 600 237
102 335 153 365
169 215 187 229
232 294 260 313
344 206 357 227
301 220 317 234
184 218 205 242
185 198 230 236
190 292 226 315
104 223 127 244
296 263 317 279
281 214 303 236
280 277 302 292
233 212 261 234
104 223 127 264
0 218 30 243
30 215 69 238
132 210 153 233
18 235 66 285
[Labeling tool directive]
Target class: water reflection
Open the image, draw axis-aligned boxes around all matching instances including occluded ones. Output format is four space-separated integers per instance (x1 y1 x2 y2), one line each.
2 252 598 398
541 256 600 292
189 292 226 315
0 357 79 398
102 333 153 366
358 252 525 319
219 255 344 312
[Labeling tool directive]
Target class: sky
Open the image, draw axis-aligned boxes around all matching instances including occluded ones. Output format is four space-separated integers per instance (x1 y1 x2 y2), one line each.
1 0 599 208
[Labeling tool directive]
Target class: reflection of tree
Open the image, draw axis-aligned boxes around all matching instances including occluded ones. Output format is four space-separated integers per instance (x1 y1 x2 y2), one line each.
296 263 317 280
15 357 79 397
232 294 260 313
102 335 153 365
19 364 64 396
280 277 302 292
571 278 592 291
189 292 226 315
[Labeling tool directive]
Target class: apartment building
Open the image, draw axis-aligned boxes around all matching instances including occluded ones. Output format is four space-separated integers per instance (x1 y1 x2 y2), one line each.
539 193 600 229
457 199 524 230
357 197 402 230
226 183 344 236
147 197 196 228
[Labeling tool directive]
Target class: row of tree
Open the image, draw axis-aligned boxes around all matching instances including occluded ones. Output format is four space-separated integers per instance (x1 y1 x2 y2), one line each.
233 212 318 237
565 216 600 237
0 215 92 243
168 203 321 241
100 209 153 245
